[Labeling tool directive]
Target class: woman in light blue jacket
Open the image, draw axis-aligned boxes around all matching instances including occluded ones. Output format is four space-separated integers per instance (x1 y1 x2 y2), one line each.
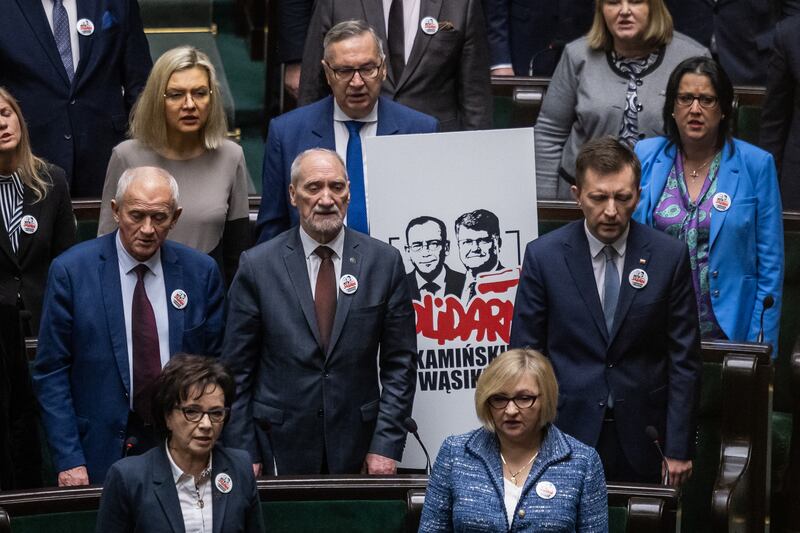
419 349 607 532
633 56 783 350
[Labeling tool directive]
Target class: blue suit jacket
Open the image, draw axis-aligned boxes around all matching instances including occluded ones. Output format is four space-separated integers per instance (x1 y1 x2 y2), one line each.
255 95 439 243
510 220 702 476
222 227 417 474
32 233 226 483
96 445 262 533
419 425 608 532
633 137 784 351
0 0 152 197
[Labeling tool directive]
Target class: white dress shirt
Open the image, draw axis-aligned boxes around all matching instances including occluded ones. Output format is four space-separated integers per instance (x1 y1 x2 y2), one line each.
41 0 80 73
116 232 170 408
166 444 213 533
584 221 628 304
382 0 421 64
415 267 447 299
333 100 378 222
299 226 345 299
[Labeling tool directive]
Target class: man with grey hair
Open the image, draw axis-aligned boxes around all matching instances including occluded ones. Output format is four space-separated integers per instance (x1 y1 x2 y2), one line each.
225 148 417 476
256 19 438 244
33 166 225 486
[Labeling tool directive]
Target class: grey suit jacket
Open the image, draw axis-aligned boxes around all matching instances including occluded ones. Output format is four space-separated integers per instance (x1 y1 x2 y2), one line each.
298 0 492 131
222 227 417 474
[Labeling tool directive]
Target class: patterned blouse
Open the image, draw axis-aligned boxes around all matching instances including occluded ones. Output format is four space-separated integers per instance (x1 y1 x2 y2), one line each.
611 50 660 148
0 171 23 254
652 152 726 339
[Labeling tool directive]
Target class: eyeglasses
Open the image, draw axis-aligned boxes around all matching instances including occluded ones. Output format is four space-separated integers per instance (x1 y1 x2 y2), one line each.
675 93 719 109
487 395 538 410
176 406 229 423
458 236 495 249
407 240 445 252
163 88 212 105
323 60 383 82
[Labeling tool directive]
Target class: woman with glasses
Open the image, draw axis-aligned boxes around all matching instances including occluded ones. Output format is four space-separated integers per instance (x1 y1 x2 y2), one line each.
98 47 250 285
96 353 263 533
419 348 607 532
634 56 783 349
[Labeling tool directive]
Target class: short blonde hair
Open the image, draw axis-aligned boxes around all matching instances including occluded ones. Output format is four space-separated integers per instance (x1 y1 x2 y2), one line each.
474 348 558 432
586 0 673 51
0 87 51 201
129 46 227 150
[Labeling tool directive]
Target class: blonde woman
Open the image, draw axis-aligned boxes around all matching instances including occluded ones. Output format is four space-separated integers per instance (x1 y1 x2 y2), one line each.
534 0 708 200
98 47 250 284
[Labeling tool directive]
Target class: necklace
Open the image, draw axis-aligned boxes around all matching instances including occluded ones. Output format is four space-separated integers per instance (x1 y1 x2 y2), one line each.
686 155 715 181
500 451 539 486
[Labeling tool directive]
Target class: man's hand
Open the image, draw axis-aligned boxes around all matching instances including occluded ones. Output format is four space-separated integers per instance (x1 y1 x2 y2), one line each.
364 453 397 475
491 67 515 77
284 63 302 100
58 466 89 486
252 463 262 477
664 458 692 487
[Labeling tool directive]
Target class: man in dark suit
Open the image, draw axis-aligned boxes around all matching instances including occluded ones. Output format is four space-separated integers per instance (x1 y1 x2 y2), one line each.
482 0 594 76
33 166 225 485
224 148 417 476
278 0 314 99
0 0 152 196
257 20 438 243
404 215 465 300
510 137 702 486
298 0 492 131
666 0 800 85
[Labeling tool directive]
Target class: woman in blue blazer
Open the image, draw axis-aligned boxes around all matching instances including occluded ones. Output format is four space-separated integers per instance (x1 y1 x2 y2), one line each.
96 354 263 533
419 349 607 532
633 57 783 351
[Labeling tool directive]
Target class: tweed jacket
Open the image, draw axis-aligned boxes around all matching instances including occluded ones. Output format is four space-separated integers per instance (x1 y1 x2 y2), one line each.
534 33 708 200
419 425 607 532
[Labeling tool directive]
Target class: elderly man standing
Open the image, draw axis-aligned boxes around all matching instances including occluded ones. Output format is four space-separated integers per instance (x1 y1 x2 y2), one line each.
256 20 438 244
225 148 417 476
510 137 702 487
33 166 225 486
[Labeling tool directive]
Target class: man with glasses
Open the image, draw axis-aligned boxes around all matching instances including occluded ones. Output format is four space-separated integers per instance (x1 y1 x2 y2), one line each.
256 20 438 244
454 209 505 302
404 216 465 300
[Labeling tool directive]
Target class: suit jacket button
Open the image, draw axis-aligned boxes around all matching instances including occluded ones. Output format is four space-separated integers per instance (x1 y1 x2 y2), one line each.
518 509 525 518
712 270 718 278
317 408 324 418
64 134 72 140
713 289 720 297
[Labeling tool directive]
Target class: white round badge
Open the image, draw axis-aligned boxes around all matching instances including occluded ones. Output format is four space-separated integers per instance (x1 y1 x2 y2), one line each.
339 274 358 295
628 268 649 289
215 473 233 493
20 215 38 234
535 481 557 500
420 16 439 35
712 192 731 212
170 289 188 309
76 18 95 36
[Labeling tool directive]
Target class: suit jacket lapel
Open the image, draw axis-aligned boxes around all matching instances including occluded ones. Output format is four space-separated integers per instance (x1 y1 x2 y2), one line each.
73 0 102 89
153 448 186 533
709 143 740 250
375 98 401 135
16 187 43 263
161 244 184 356
609 223 651 344
0 213 15 266
396 0 442 91
99 233 131 395
14 0 71 87
283 229 324 349
563 223 608 343
645 145 676 222
327 230 362 357
311 97 336 148
211 448 230 533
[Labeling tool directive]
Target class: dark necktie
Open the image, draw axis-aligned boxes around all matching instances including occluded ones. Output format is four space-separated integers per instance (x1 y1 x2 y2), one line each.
467 281 477 301
132 264 160 422
388 0 405 81
52 0 74 82
314 246 336 351
602 246 620 335
421 281 440 295
344 121 369 233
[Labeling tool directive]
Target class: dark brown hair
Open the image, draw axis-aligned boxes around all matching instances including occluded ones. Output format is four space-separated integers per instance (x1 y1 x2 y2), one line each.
575 136 642 188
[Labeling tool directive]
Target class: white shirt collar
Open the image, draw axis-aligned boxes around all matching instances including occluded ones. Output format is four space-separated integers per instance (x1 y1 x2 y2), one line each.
299 226 346 260
583 220 629 259
115 231 162 275
165 441 213 484
333 98 379 124
415 265 447 292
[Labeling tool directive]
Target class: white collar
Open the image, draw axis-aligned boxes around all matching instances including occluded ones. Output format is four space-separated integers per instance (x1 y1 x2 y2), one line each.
583 220 629 259
165 441 212 485
115 231 162 275
299 226 346 260
333 98 379 124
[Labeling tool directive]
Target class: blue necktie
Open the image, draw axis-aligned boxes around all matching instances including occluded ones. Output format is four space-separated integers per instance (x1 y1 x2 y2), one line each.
53 0 74 82
602 245 620 335
344 121 368 234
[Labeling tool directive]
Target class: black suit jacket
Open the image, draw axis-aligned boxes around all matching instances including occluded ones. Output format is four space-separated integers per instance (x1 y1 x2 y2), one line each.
0 0 152 196
406 266 466 300
298 0 492 131
0 165 75 334
510 221 702 477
